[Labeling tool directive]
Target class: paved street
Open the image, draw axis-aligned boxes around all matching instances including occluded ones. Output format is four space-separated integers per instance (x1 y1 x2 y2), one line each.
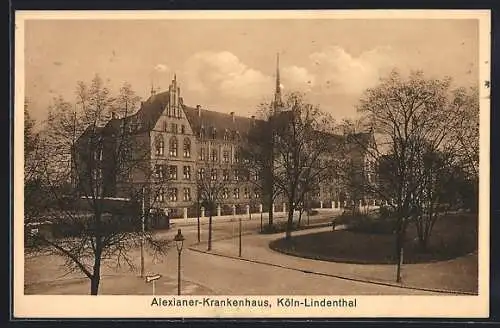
24 210 474 296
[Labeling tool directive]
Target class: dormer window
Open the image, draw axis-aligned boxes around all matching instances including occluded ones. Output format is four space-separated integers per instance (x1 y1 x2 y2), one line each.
223 129 229 141
169 137 178 157
211 128 217 140
200 127 205 139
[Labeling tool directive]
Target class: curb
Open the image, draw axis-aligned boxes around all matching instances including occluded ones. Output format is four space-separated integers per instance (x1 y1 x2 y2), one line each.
188 246 478 296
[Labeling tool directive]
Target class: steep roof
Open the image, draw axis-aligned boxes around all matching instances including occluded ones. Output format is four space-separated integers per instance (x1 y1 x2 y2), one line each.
183 106 264 140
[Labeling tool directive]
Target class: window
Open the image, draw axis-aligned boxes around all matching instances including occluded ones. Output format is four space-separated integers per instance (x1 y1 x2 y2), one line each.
169 165 177 180
171 123 178 134
233 188 240 199
200 127 205 139
181 125 185 134
211 169 217 181
168 188 178 202
234 169 240 181
253 171 259 181
211 128 217 139
154 165 165 180
183 188 191 201
183 166 191 180
155 137 164 156
223 129 229 141
234 150 240 163
211 149 218 162
199 148 205 161
253 190 260 199
169 137 178 157
156 188 165 202
223 150 230 163
162 121 168 132
222 169 229 181
198 168 205 180
222 188 229 199
244 188 249 199
183 138 191 157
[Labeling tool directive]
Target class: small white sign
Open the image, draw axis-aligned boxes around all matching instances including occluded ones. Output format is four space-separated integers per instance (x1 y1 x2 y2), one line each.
145 274 161 283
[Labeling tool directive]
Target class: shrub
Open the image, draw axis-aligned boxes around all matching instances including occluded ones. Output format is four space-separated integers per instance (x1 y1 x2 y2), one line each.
336 210 397 235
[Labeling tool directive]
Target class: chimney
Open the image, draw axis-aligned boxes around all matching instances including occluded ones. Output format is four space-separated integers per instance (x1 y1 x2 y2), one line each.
251 115 255 126
196 105 201 117
230 111 235 123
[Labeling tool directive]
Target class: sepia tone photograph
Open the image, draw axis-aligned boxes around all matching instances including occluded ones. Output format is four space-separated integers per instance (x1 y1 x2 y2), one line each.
15 10 490 318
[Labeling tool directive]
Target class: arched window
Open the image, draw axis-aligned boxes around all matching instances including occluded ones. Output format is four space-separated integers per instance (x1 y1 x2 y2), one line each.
155 135 164 156
183 138 191 157
169 137 178 157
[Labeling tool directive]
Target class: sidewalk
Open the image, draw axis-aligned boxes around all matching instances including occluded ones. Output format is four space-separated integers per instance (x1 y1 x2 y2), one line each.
189 226 478 295
25 273 214 295
170 209 342 228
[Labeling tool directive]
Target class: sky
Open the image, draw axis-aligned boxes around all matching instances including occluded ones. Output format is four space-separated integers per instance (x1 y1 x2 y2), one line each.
24 17 479 124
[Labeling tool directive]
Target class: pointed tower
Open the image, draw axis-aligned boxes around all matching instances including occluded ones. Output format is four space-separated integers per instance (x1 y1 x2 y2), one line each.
273 53 283 111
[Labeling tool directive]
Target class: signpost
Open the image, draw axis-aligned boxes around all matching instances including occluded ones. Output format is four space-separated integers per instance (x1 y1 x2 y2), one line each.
145 273 162 295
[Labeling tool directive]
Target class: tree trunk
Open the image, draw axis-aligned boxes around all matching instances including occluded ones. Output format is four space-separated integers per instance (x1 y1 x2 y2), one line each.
285 202 294 240
207 214 213 251
395 218 405 283
268 193 274 226
90 251 101 295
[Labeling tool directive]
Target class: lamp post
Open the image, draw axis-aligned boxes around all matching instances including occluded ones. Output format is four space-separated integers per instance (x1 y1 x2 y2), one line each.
238 215 242 257
197 191 201 243
174 229 185 296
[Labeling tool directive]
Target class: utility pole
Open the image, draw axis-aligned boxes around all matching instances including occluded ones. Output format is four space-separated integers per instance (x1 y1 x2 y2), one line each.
140 186 145 278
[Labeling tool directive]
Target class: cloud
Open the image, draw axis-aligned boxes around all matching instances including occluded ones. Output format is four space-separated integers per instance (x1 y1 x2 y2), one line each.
154 64 169 72
282 65 316 92
183 51 273 99
308 46 395 95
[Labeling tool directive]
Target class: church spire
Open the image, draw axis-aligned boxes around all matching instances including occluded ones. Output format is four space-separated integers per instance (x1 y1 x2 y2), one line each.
274 53 282 108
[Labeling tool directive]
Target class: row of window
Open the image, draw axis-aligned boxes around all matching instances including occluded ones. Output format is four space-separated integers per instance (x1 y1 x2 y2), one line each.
154 165 261 182
156 187 191 202
154 187 260 203
199 149 247 163
199 127 241 141
197 168 260 181
155 165 191 180
155 137 191 158
161 122 186 134
221 187 260 200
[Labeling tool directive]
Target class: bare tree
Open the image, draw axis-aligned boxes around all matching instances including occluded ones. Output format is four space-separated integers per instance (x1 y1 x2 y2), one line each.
196 161 227 251
25 74 171 295
270 92 339 240
352 69 477 282
241 107 280 227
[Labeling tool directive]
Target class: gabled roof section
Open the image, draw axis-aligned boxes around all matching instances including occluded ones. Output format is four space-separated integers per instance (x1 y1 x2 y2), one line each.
100 91 172 135
183 105 265 140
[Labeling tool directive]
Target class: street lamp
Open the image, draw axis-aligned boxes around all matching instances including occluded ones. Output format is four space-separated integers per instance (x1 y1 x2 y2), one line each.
174 229 185 296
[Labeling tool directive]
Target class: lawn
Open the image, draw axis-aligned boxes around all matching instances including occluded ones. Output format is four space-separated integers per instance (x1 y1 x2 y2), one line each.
269 213 477 265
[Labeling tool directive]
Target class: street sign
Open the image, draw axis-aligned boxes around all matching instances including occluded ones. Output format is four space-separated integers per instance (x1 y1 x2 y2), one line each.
145 273 162 295
146 274 162 283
